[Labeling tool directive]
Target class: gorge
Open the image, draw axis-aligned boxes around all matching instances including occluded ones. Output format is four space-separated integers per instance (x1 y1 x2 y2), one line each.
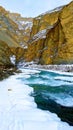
0 1 73 130
0 1 73 69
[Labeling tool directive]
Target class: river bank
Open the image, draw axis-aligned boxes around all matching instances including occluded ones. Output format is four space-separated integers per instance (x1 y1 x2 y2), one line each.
1 63 73 81
0 66 21 81
19 62 73 72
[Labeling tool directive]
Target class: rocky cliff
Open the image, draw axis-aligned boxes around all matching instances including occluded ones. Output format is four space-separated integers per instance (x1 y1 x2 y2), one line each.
25 1 73 65
0 6 32 67
0 1 73 69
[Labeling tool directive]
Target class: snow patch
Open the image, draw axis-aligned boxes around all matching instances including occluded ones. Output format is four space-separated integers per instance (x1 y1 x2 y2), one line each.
24 64 73 74
20 68 41 75
10 55 16 65
32 29 47 41
54 76 73 82
18 21 33 30
20 42 28 49
32 25 54 42
23 46 28 49
42 6 63 15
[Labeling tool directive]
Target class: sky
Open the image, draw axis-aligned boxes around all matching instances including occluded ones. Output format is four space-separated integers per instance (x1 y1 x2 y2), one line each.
0 0 72 17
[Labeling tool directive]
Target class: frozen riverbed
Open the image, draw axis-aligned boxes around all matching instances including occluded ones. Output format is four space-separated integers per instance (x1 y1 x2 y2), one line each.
0 68 73 130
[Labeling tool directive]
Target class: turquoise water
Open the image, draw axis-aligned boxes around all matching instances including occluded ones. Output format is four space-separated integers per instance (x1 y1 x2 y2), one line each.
18 69 73 125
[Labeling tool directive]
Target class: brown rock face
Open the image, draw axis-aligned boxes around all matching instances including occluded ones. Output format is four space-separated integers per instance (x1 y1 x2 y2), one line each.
25 1 73 65
0 7 28 67
0 40 12 66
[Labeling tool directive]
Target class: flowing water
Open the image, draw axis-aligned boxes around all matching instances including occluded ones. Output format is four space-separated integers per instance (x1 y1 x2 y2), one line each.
0 68 73 130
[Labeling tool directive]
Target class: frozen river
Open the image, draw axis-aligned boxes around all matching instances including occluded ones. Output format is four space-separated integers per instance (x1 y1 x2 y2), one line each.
0 68 73 130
